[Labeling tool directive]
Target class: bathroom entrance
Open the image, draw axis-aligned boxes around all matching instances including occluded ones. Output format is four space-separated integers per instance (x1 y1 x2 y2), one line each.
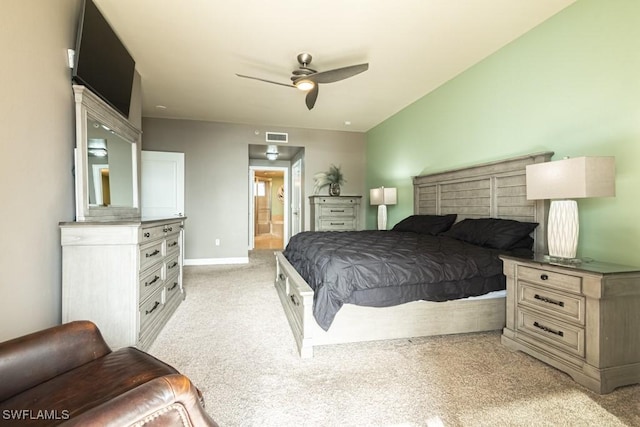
252 169 286 250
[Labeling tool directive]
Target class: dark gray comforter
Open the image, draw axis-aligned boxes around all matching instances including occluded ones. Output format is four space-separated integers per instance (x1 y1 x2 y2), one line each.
283 230 509 331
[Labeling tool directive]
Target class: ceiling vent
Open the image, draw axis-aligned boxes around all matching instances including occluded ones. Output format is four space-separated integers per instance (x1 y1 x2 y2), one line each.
265 132 288 143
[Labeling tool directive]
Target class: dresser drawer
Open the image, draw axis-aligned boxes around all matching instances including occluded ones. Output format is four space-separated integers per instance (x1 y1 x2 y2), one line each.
139 264 163 302
319 219 356 231
140 240 164 270
320 206 355 217
517 309 585 358
141 224 166 242
518 283 585 325
165 274 181 302
139 287 164 333
517 265 582 294
314 197 359 205
166 233 180 255
165 255 180 276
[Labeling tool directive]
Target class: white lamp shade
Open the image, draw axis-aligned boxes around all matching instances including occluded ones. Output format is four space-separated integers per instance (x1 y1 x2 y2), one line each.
526 156 615 200
526 156 615 260
370 187 397 206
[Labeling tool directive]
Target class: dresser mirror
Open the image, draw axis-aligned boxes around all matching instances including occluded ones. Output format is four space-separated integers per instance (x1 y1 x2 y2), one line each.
73 85 141 221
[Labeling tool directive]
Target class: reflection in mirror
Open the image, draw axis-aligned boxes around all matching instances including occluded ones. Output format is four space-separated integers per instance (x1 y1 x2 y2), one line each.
87 117 134 207
73 85 140 221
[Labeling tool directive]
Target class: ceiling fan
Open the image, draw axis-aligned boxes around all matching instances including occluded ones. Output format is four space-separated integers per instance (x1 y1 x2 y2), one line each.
236 53 369 110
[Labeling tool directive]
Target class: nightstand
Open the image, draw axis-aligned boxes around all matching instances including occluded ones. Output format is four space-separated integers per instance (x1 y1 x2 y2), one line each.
500 254 640 394
309 196 361 231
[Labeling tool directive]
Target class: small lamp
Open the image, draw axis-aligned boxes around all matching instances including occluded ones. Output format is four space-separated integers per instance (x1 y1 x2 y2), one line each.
526 156 615 260
370 187 397 230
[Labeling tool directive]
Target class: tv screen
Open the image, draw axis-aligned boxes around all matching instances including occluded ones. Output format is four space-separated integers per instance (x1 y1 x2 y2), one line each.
72 0 135 118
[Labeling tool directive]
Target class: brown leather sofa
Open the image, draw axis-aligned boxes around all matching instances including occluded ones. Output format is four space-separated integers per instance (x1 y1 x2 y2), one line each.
0 321 218 426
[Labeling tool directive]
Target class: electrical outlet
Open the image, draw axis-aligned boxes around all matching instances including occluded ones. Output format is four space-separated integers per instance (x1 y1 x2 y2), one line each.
215 239 220 246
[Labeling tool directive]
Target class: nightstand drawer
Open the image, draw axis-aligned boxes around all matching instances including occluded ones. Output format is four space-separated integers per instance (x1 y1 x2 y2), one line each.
518 265 582 294
320 206 355 217
517 309 584 358
518 283 585 325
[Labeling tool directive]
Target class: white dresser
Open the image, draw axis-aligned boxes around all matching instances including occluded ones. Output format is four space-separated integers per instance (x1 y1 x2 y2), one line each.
309 196 361 231
60 217 185 350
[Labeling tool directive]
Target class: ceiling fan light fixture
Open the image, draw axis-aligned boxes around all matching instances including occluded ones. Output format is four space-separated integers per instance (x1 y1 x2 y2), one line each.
295 79 315 91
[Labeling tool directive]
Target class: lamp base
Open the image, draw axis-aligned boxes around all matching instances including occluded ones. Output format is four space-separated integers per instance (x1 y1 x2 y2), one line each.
377 204 388 230
547 200 579 259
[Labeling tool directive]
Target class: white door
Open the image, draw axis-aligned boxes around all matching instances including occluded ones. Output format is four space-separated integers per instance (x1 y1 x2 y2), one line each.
291 158 303 236
141 151 185 217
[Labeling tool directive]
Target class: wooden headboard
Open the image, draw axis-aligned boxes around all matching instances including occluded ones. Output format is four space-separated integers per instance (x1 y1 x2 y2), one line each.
413 152 553 254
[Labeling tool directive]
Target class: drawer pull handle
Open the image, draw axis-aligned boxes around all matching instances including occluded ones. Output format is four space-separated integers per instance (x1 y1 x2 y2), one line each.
145 275 160 287
330 222 345 225
168 282 178 291
330 209 345 212
533 321 564 337
168 261 178 269
540 274 549 280
290 294 300 306
163 226 173 232
143 232 150 238
168 241 178 247
146 249 160 258
145 301 160 315
279 273 285 281
534 294 565 307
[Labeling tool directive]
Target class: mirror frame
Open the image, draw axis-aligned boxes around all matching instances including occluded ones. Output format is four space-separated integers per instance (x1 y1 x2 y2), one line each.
73 85 141 221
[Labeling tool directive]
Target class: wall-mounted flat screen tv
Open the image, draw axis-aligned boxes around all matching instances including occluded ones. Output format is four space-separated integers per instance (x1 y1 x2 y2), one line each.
72 0 135 118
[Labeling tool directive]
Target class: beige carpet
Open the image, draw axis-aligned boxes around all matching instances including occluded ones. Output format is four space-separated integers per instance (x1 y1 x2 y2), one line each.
149 250 640 427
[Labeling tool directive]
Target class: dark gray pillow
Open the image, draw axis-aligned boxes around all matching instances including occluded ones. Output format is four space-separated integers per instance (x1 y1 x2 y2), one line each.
440 218 538 250
392 214 457 235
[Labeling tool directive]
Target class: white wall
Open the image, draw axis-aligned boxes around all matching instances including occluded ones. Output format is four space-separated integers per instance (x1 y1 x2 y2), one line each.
0 0 80 341
0 1 143 341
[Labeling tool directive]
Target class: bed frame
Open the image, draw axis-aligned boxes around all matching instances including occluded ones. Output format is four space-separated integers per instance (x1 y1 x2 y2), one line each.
275 152 553 357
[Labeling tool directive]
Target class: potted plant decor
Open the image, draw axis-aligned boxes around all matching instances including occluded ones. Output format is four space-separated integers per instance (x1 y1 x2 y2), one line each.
313 164 345 196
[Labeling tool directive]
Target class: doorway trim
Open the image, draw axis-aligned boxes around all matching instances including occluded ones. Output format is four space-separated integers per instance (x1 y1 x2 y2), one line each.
248 165 289 250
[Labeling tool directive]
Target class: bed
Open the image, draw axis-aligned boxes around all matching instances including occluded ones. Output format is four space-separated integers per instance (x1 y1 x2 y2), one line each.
275 152 553 357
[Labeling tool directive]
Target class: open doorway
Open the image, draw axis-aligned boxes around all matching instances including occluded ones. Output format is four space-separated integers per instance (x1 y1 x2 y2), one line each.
248 143 304 251
250 167 287 250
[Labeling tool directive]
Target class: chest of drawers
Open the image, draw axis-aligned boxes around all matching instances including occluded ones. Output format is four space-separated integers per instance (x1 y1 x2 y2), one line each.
500 255 640 393
60 217 185 350
309 196 361 231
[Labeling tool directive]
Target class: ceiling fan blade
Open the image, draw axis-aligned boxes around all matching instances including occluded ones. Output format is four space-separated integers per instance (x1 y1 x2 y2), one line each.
306 63 369 84
305 85 319 110
236 74 294 88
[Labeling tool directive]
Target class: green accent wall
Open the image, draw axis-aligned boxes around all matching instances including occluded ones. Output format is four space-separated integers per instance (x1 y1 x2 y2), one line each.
366 0 640 265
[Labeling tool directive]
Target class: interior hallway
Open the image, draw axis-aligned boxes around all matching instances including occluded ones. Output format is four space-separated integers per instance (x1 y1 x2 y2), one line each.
253 234 283 250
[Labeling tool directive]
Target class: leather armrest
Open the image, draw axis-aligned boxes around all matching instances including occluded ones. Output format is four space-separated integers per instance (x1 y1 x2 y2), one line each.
60 374 218 427
0 321 111 401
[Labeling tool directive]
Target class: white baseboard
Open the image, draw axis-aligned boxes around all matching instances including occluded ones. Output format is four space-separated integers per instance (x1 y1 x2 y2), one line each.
184 257 249 266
